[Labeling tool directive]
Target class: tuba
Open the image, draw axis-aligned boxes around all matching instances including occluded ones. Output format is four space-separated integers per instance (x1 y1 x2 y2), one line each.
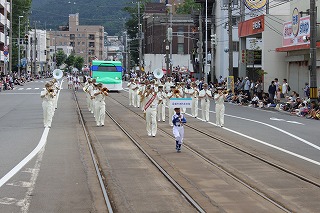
153 68 164 79
52 69 63 79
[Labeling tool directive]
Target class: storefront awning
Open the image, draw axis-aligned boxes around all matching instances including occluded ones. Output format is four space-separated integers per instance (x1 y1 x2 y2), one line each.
276 42 320 52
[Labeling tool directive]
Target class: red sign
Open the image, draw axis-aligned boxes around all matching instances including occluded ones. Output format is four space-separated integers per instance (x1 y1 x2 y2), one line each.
282 16 310 47
238 15 265 38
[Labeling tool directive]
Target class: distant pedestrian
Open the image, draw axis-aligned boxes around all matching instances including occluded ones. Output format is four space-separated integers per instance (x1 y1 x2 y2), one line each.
303 82 310 98
268 81 276 101
214 87 226 127
172 108 187 152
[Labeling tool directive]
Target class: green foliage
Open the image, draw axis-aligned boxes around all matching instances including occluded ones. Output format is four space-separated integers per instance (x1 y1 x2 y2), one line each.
176 0 201 14
74 56 84 71
56 50 67 67
31 0 130 35
12 0 32 72
65 54 76 71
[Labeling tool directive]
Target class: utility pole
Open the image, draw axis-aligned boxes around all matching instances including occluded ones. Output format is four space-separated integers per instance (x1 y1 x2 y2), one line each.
18 16 24 77
310 0 318 101
33 22 37 77
210 2 216 83
228 0 233 77
166 7 170 76
9 0 12 75
199 11 203 80
204 0 208 83
138 1 142 74
4 2 8 75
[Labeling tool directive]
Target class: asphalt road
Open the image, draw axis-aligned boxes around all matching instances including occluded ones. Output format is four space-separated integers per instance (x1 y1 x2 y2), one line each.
0 79 106 213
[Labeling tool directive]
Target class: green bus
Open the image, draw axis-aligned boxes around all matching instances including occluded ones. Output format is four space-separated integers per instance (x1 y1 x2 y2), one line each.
90 60 123 91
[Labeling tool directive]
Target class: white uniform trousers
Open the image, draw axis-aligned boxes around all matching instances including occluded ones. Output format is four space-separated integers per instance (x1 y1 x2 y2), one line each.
168 108 174 126
191 97 198 117
146 106 157 136
215 104 225 126
128 89 133 106
134 91 139 107
95 101 106 126
136 92 141 108
42 100 54 127
157 102 166 122
201 99 210 122
173 126 184 145
53 95 58 109
86 93 91 111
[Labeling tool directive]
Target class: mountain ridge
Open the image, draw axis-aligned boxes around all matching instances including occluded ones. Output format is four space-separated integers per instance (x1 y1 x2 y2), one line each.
30 0 130 35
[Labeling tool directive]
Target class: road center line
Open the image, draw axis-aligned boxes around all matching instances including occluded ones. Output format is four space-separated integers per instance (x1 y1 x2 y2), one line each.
0 79 63 188
0 128 49 188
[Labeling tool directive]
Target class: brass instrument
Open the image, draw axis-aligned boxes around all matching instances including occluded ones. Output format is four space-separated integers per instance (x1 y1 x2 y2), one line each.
101 87 109 92
48 88 54 93
173 89 181 97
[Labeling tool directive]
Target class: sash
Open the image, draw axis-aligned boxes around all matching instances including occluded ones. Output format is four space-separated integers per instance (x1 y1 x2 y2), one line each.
144 93 156 111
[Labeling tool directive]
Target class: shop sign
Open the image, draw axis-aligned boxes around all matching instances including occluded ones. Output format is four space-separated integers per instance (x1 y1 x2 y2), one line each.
282 15 310 47
244 0 267 11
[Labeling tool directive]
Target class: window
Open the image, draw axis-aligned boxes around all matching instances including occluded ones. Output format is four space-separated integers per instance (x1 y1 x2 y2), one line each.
89 42 95 48
89 34 95 40
233 41 239 52
232 16 241 26
70 34 75 40
178 44 184 54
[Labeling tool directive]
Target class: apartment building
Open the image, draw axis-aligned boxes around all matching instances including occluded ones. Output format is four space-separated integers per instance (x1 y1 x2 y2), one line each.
0 0 11 74
47 13 104 66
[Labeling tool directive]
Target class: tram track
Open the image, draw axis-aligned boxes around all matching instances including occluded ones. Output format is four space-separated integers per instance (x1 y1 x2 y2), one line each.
109 91 320 212
73 91 114 213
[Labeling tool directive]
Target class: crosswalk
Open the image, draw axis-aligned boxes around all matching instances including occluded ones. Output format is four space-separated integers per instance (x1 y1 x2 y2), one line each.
13 87 43 91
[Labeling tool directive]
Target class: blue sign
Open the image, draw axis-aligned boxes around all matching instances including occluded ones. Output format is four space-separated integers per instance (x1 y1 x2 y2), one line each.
4 51 8 56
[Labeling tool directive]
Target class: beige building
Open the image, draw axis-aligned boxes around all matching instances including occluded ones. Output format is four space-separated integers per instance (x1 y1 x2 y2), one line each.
0 0 11 74
48 13 104 65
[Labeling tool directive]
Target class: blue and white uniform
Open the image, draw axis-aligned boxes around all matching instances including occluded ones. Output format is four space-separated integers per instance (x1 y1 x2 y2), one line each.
172 113 187 152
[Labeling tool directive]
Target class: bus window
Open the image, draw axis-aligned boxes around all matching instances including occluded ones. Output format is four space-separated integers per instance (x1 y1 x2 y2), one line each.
96 66 117 72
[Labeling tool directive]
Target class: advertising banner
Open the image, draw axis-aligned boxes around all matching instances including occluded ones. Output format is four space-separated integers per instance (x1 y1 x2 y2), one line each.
282 15 310 47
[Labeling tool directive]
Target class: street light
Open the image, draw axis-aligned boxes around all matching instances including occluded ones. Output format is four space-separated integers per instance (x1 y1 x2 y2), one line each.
18 15 24 77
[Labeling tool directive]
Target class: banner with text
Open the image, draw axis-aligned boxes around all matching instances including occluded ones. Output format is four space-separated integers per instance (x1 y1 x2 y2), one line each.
169 98 192 108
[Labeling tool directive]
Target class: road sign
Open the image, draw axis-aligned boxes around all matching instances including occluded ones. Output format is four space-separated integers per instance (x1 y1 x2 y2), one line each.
4 51 8 56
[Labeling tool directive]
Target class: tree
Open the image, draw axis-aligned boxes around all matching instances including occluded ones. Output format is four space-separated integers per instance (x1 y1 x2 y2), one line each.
12 0 32 72
55 50 66 67
74 56 84 72
65 54 75 72
176 0 201 14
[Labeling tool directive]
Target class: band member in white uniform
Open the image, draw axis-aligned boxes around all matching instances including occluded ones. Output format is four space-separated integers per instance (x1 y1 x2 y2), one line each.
198 83 212 122
166 85 176 126
93 83 108 126
132 78 140 107
51 78 60 110
214 87 226 127
74 75 80 91
127 78 135 106
138 81 146 110
189 82 199 118
40 83 55 128
144 86 158 137
67 74 73 89
157 85 166 122
172 108 187 152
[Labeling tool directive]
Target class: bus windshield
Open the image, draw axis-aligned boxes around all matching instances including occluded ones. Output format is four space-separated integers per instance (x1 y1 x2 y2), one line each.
96 65 117 72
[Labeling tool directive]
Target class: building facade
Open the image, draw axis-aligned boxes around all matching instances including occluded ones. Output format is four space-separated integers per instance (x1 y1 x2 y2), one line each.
0 0 11 74
48 13 104 66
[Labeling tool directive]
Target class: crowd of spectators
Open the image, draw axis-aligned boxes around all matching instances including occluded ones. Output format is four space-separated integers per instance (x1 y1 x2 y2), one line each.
124 69 320 120
0 71 53 92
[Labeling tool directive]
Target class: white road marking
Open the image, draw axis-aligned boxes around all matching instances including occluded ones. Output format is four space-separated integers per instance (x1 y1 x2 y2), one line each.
0 80 64 189
34 88 39 90
0 197 18 205
18 88 24 90
0 128 49 188
26 88 31 90
270 117 304 125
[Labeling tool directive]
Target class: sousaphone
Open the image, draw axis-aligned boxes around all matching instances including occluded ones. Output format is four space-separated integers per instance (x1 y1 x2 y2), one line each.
53 69 63 79
153 68 164 79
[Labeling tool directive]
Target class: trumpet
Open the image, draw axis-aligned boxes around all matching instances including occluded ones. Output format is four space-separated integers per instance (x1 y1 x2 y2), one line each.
173 89 181 97
101 87 109 92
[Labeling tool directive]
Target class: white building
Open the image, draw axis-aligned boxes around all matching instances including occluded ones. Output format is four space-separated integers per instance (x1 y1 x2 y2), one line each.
27 29 50 74
217 0 291 91
0 0 11 74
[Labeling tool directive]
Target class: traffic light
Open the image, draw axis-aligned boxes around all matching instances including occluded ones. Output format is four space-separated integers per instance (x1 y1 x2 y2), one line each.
24 34 29 44
211 34 217 45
